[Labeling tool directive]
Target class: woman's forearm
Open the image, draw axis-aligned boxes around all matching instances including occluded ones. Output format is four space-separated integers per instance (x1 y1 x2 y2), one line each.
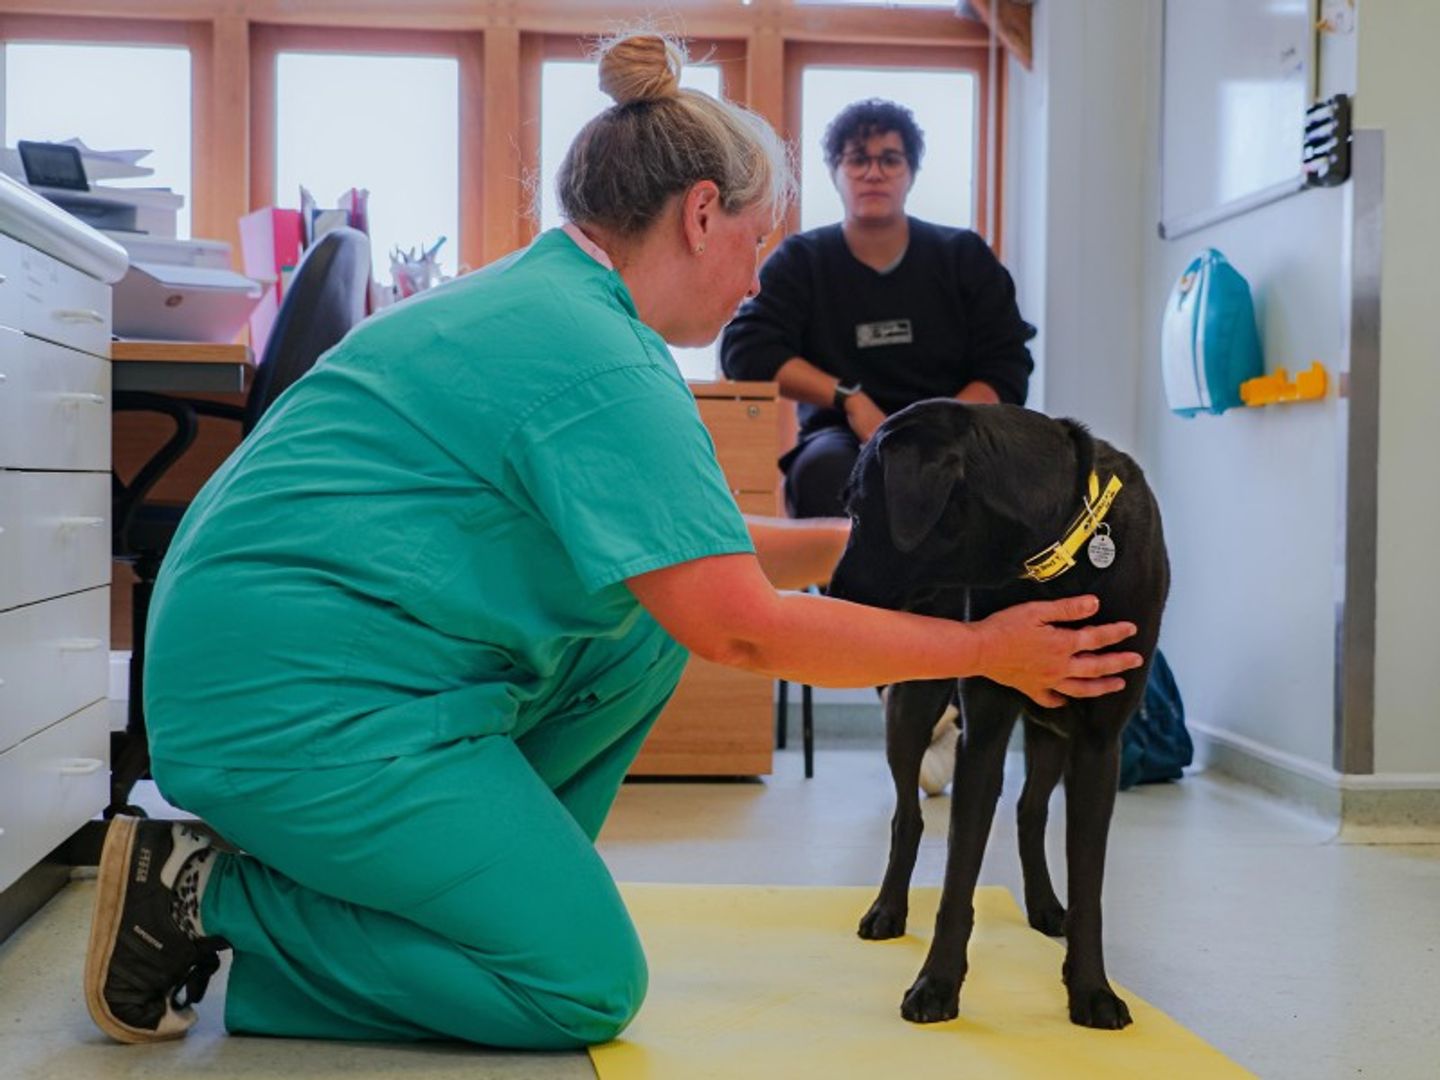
745 514 850 591
713 590 984 688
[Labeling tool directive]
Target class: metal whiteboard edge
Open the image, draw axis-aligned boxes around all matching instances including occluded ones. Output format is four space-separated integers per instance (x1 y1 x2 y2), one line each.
1158 175 1309 240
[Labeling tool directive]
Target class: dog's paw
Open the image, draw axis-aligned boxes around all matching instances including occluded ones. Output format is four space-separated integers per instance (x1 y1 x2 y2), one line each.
900 973 962 1024
1027 900 1066 937
1068 985 1132 1030
857 901 907 940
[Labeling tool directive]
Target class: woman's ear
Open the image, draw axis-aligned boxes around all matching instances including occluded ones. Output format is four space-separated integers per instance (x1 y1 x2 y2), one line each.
682 180 722 253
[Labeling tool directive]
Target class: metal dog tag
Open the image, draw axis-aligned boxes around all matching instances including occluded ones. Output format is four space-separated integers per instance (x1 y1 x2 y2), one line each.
1088 525 1117 569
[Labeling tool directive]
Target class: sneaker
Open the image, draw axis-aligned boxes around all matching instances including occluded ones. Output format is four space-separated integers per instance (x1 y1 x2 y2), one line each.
84 817 227 1043
919 704 960 796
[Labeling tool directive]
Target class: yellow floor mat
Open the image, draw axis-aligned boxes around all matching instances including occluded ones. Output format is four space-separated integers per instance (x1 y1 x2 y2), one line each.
590 884 1253 1080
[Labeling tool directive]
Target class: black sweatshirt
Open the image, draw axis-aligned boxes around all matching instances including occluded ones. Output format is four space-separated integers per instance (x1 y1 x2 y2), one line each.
720 218 1036 435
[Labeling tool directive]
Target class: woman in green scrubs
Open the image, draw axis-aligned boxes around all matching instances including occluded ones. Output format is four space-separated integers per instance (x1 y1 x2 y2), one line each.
85 32 1142 1049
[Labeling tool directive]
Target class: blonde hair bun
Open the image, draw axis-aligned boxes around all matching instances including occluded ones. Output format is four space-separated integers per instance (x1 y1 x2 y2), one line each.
597 32 685 106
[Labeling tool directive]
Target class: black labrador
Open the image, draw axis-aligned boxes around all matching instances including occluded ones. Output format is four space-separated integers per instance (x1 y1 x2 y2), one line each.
826 400 1169 1030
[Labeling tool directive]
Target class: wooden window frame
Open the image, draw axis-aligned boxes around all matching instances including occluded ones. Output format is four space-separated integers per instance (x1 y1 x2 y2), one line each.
2 5 1007 262
249 23 484 272
0 15 216 237
784 41 1003 249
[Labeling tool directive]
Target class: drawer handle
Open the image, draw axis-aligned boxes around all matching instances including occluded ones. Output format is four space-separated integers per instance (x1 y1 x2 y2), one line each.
58 516 105 532
58 637 104 652
52 308 106 326
58 391 107 406
747 404 761 418
58 758 105 776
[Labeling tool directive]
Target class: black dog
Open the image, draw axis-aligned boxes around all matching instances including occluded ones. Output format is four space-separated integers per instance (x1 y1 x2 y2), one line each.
827 400 1169 1030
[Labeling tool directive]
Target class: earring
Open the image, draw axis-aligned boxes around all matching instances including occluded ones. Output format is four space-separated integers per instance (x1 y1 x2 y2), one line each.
694 244 706 255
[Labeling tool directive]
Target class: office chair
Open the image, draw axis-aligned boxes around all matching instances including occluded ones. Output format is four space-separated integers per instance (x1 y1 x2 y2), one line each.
108 227 371 817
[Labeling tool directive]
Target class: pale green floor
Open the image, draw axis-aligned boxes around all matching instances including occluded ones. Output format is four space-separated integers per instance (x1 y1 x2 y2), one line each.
2 743 1438 1080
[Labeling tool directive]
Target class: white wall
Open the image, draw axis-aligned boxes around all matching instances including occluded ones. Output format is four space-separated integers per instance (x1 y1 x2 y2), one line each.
1009 0 1356 771
1354 1 1440 774
1023 1 1148 451
1138 7 1357 771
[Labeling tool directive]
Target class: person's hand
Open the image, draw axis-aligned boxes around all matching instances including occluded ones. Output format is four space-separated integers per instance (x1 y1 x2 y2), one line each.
972 595 1143 708
845 392 887 443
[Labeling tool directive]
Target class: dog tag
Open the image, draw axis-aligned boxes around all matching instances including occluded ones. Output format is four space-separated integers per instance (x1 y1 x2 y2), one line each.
1088 525 1117 569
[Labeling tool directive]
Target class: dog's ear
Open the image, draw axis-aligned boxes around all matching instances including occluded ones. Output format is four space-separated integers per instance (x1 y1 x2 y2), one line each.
880 433 960 553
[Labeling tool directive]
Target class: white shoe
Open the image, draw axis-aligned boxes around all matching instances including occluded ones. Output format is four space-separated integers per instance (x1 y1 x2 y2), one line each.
919 704 960 796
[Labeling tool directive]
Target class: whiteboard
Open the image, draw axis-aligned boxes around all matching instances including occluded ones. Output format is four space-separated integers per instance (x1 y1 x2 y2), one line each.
1159 0 1316 239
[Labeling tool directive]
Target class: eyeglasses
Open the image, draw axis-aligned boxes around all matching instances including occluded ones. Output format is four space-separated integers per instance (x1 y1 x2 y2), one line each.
838 151 908 178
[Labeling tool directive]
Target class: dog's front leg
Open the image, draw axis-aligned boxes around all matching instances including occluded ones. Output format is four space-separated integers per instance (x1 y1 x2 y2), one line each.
900 686 1014 1024
859 679 955 941
1061 730 1132 1029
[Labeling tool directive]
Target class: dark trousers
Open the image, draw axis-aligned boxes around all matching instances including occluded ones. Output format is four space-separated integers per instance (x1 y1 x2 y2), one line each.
783 425 863 518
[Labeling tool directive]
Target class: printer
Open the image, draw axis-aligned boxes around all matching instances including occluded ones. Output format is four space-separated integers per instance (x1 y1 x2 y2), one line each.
6 139 262 343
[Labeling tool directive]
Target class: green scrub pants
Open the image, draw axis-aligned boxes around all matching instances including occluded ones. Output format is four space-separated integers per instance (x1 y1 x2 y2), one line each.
151 646 686 1049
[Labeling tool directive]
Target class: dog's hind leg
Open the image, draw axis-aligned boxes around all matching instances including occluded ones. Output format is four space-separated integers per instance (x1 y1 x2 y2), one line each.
1017 717 1067 936
900 680 1016 1024
858 678 955 941
1061 728 1132 1030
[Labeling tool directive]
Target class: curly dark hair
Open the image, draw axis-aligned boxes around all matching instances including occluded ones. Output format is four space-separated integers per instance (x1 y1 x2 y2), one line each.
822 99 926 175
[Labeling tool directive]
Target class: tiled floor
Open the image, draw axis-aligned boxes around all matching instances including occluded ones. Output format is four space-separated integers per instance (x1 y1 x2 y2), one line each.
2 743 1437 1079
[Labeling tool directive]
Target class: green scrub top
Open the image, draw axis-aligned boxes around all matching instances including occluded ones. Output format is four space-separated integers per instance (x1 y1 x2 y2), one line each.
144 229 754 769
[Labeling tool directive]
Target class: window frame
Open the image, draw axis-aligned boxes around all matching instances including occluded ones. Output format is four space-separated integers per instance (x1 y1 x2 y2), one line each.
0 14 211 236
249 23 484 272
784 41 1001 248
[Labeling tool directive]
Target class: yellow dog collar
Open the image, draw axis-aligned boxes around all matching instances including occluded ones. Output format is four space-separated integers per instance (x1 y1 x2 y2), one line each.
1021 472 1123 583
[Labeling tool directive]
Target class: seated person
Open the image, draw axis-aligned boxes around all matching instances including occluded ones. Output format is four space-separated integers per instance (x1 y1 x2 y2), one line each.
720 97 1036 518
721 98 1037 793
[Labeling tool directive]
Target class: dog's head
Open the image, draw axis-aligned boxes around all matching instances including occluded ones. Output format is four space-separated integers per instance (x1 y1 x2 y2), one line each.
828 400 1094 611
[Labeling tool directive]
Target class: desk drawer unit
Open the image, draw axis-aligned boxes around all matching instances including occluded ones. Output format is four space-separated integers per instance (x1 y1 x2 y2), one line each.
0 233 112 358
0 701 109 893
0 470 110 612
0 327 111 471
0 588 109 755
630 382 779 777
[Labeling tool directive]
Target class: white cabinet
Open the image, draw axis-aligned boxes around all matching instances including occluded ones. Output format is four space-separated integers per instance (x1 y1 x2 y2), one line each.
0 185 124 895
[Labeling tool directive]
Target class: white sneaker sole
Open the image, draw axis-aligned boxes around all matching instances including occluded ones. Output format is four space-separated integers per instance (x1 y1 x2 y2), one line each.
83 817 196 1044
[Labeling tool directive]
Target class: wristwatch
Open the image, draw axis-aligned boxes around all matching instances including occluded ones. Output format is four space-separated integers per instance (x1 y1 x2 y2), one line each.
832 381 862 412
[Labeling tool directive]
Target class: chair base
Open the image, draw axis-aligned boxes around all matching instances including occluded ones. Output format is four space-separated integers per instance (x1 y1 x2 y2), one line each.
775 680 816 779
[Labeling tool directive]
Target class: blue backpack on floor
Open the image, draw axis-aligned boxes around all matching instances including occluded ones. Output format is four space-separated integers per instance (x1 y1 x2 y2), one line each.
1120 650 1192 790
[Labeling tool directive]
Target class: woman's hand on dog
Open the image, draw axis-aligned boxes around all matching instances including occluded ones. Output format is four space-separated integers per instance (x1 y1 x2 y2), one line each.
975 595 1143 708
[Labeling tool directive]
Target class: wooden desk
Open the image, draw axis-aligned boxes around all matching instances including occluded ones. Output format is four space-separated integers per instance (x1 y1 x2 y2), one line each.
111 340 253 393
628 380 781 778
109 341 254 649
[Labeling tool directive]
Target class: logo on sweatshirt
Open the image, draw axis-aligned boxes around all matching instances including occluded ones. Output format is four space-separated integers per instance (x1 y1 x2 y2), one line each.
856 319 913 348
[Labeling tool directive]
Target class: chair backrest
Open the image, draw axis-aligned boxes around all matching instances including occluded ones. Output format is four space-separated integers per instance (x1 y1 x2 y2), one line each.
243 226 371 433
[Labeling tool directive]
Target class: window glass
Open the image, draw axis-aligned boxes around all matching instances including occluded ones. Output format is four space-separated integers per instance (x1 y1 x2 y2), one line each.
539 61 724 380
276 52 459 279
800 66 977 233
4 42 193 237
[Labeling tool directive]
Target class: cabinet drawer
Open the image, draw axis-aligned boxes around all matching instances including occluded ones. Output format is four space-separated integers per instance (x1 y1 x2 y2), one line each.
0 587 108 754
0 235 112 358
697 397 779 493
0 470 110 612
0 327 111 470
0 700 108 893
